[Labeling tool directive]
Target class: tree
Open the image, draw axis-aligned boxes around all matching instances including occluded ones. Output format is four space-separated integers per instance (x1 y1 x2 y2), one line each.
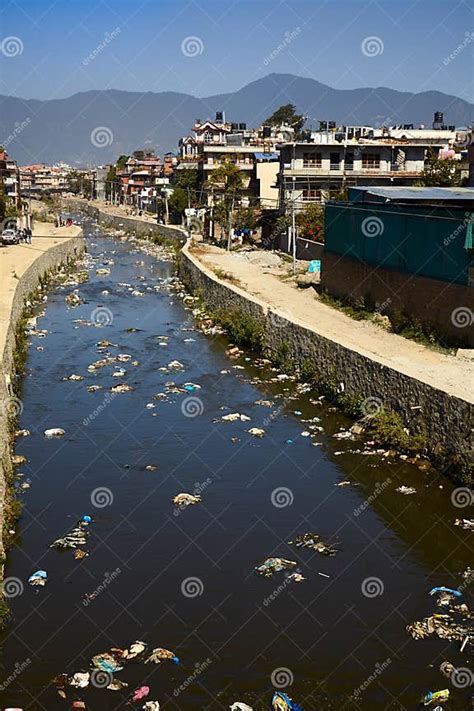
208 159 244 242
116 154 129 170
168 187 188 218
296 202 324 242
233 205 259 231
132 150 145 160
417 147 462 187
265 103 305 134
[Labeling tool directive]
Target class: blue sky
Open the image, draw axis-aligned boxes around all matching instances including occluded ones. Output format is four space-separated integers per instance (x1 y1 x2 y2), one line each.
0 0 472 102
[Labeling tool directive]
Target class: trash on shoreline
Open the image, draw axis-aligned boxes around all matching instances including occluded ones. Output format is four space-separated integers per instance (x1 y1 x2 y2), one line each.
248 427 265 437
145 647 180 664
14 428 30 437
439 660 455 678
173 493 201 508
28 570 48 586
396 485 417 495
454 518 474 530
421 689 449 706
110 383 134 393
230 704 253 710
255 557 297 578
51 516 92 553
429 586 462 598
272 690 302 710
44 428 65 438
65 291 83 308
288 533 338 557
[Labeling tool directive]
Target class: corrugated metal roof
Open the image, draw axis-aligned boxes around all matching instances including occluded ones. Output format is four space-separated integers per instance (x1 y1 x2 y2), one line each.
357 186 474 201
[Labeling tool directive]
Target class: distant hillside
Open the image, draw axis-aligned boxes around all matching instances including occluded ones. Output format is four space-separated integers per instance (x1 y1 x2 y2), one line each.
1 73 472 166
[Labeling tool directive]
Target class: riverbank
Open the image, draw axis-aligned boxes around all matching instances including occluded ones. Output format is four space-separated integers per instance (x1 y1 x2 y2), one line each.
179 241 473 482
0 221 84 605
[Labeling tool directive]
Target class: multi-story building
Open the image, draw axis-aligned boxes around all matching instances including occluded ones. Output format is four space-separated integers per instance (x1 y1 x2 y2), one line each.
0 149 21 205
178 112 292 208
115 153 176 210
278 117 459 209
19 164 71 194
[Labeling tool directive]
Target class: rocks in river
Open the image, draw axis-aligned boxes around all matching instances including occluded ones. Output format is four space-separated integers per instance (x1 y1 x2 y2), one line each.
173 493 201 508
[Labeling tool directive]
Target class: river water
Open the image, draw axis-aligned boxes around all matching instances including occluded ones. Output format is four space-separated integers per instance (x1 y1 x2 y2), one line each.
0 217 472 710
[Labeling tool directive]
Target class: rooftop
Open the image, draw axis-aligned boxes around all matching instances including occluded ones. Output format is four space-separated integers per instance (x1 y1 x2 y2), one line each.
354 186 474 202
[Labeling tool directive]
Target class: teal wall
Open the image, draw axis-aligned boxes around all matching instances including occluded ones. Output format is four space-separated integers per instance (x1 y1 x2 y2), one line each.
324 201 473 285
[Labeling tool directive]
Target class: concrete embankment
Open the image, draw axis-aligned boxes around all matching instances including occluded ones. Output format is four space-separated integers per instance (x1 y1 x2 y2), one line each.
64 198 187 242
0 223 84 584
179 241 473 482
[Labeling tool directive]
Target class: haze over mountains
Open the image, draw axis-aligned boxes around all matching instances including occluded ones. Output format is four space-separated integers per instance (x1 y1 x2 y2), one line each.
1 73 472 166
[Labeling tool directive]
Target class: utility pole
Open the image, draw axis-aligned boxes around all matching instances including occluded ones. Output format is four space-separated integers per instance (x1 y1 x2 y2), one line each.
227 192 235 251
291 194 297 275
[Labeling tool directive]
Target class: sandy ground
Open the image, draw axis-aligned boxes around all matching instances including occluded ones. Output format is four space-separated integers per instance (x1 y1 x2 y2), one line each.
191 243 474 403
0 222 82 353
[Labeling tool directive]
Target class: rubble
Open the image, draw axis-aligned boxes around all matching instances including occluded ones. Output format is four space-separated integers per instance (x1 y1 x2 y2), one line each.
255 557 297 578
288 533 338 557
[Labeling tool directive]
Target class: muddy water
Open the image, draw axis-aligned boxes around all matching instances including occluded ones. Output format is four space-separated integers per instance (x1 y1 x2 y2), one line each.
0 218 472 710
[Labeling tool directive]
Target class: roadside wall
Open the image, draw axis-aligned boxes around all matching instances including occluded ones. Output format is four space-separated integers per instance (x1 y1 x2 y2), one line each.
322 251 474 347
180 244 473 480
0 234 84 579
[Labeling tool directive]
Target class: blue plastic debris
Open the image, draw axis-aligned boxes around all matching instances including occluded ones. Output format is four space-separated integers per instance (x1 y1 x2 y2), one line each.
429 586 462 598
271 691 303 710
286 439 294 445
28 570 48 586
81 515 92 524
294 411 302 416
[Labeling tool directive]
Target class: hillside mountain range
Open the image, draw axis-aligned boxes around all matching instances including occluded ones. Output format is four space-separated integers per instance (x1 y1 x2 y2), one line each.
1 73 472 166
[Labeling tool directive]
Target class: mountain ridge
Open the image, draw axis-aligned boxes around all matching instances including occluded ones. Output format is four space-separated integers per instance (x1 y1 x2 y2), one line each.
1 73 471 165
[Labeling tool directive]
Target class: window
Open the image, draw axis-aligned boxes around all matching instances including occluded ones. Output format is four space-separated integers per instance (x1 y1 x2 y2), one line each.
303 152 322 167
204 131 213 143
330 152 340 170
362 153 380 168
302 188 321 201
345 152 354 170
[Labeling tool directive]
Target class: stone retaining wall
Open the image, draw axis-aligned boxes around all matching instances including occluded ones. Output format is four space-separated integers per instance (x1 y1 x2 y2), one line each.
0 235 84 583
65 199 187 242
180 244 473 481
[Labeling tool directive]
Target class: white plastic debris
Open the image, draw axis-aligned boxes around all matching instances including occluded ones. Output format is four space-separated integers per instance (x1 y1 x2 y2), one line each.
44 428 65 438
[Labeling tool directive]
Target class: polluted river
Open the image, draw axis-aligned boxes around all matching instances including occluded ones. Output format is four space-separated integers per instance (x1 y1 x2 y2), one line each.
1 215 472 710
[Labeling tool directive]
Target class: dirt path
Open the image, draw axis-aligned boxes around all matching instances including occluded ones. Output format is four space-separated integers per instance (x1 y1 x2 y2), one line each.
0 222 82 353
191 243 474 403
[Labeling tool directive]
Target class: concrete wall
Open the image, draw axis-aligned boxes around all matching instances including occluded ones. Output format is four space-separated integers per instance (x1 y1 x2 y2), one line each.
0 234 84 582
64 199 187 242
179 244 473 481
322 252 474 347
